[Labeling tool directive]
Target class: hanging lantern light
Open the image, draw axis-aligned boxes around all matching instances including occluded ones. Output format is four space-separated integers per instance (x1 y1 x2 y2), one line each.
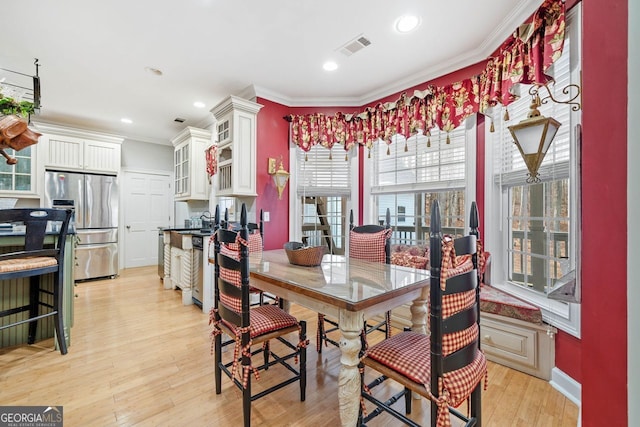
508 94 561 183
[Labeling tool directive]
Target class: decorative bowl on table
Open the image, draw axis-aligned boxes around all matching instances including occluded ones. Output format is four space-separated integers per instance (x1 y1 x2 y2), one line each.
283 242 328 267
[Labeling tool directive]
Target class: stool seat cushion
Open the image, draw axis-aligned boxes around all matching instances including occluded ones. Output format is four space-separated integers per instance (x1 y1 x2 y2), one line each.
0 256 57 273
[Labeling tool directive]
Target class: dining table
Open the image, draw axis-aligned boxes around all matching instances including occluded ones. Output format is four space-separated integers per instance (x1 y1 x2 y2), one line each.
248 249 431 427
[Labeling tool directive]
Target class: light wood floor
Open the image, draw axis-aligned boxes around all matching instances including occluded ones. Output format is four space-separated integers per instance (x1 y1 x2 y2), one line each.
0 266 578 427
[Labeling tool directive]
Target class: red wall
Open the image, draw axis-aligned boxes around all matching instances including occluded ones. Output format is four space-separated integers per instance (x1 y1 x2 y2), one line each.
254 2 630 423
581 0 628 425
255 98 290 250
555 330 582 382
255 99 356 250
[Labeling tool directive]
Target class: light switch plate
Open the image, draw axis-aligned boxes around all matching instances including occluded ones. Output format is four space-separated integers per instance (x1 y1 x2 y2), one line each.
263 211 270 222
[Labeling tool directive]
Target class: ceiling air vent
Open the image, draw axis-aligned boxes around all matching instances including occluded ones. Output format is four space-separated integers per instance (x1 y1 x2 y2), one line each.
338 34 372 57
174 117 186 123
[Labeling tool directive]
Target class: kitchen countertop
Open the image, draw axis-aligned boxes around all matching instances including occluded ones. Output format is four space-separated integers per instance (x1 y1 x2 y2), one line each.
159 227 213 237
0 229 77 237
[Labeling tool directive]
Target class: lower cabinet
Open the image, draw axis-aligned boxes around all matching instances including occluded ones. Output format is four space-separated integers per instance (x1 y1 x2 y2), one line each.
164 231 198 305
479 312 556 380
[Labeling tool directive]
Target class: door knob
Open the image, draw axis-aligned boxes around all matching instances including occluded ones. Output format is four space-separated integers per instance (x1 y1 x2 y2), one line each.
126 225 131 229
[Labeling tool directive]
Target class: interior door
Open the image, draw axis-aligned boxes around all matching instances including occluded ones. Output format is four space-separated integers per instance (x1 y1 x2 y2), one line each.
122 171 171 268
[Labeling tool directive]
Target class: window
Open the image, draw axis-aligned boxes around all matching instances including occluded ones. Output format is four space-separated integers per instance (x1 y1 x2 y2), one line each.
0 146 34 193
485 6 581 336
289 144 358 254
364 116 477 246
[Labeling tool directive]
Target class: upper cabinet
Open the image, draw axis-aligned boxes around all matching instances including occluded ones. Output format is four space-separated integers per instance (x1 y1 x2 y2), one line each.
210 96 262 197
35 123 123 174
171 127 212 201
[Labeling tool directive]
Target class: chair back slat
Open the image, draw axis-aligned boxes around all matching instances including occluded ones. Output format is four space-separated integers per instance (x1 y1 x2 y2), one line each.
442 339 480 372
217 299 242 326
453 235 476 258
442 305 478 334
443 270 478 295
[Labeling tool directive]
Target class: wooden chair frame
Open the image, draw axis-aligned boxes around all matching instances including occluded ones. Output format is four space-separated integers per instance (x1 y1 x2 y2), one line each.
0 208 73 354
359 201 485 427
212 204 307 427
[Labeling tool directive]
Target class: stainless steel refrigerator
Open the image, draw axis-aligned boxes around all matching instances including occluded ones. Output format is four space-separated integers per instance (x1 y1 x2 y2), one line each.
44 171 119 281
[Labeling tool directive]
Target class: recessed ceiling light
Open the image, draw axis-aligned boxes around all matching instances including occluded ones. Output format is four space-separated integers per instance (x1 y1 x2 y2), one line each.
395 15 421 33
193 101 206 108
121 118 133 124
323 61 338 71
144 66 163 76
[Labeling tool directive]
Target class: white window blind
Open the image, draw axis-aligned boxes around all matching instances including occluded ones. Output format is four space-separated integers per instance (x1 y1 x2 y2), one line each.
371 123 467 194
296 144 351 197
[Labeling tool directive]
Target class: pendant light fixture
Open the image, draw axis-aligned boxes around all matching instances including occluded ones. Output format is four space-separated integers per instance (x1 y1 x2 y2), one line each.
507 83 581 183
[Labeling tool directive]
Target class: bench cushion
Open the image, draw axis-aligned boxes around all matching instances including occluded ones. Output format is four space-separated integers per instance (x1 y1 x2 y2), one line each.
479 285 543 324
390 244 430 269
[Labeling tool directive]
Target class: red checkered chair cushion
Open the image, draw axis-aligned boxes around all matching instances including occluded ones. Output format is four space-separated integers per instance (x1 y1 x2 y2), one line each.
366 331 487 421
349 228 391 262
221 232 263 257
228 232 262 253
220 304 299 338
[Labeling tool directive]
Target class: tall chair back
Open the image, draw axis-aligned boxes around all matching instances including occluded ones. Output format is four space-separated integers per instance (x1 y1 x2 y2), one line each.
360 201 486 427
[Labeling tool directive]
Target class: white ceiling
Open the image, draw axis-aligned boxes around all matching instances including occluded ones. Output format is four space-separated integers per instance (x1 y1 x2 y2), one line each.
2 0 542 145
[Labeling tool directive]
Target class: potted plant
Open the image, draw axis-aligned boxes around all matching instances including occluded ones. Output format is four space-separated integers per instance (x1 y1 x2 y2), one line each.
0 93 35 118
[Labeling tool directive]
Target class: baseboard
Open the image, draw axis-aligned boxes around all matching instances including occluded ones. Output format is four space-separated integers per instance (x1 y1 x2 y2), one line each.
550 367 581 407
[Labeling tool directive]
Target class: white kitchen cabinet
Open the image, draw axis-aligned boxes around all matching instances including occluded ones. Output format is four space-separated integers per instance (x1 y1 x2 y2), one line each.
171 127 212 201
35 123 123 174
479 312 556 380
210 95 262 197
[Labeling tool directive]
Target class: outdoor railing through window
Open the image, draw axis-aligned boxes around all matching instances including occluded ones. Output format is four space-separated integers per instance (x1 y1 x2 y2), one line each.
510 230 569 294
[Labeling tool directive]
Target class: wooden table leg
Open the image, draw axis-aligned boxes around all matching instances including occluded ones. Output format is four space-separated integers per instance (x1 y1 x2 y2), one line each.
409 287 430 401
338 309 363 427
410 286 430 334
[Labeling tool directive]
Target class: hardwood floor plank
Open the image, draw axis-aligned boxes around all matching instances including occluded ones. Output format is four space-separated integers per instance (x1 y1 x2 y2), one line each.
0 266 578 427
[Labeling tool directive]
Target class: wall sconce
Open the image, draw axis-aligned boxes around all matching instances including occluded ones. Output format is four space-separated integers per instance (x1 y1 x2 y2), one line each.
268 157 289 199
508 83 581 183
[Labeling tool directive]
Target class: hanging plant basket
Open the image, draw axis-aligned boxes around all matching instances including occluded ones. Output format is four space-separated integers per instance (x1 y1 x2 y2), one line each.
0 95 35 119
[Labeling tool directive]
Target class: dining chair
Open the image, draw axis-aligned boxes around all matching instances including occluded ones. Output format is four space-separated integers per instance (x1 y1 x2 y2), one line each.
359 201 486 427
316 208 392 353
210 203 307 427
0 208 73 354
221 207 278 306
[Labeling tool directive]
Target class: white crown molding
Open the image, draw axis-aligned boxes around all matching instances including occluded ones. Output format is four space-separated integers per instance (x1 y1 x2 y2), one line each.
32 120 124 144
254 0 543 108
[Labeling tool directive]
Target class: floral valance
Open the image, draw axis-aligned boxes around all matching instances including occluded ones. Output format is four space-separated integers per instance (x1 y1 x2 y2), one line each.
287 0 565 152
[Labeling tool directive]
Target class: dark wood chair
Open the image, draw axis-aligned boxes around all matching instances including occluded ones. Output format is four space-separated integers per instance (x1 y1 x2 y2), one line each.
359 201 486 427
222 207 264 245
0 208 73 354
221 207 278 306
316 208 392 352
210 203 307 427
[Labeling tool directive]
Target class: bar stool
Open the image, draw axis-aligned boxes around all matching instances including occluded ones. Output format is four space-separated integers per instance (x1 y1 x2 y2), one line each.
0 208 73 354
